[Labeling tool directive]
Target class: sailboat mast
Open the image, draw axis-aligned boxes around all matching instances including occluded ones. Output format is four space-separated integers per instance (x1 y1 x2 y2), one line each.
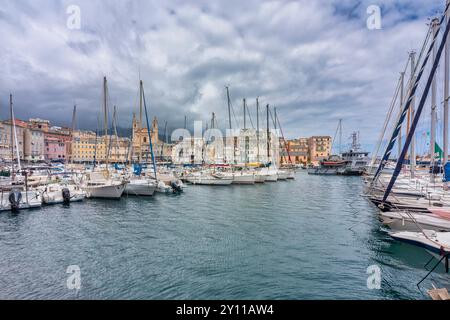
139 80 144 163
243 98 246 130
445 2 450 167
141 84 158 179
266 104 270 163
430 18 439 174
256 98 260 163
410 51 416 178
103 77 109 169
226 87 232 130
9 94 14 181
276 110 293 165
398 72 404 159
139 80 143 129
274 107 277 131
339 119 343 154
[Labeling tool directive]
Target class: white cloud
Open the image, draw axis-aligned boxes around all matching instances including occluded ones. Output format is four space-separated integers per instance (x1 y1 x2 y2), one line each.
0 0 445 148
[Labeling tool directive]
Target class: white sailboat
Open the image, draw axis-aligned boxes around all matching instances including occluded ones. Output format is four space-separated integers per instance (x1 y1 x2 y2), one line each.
389 230 450 264
38 183 85 205
259 167 278 182
277 169 289 180
82 77 127 199
124 177 157 196
83 171 127 199
0 95 42 211
229 171 255 185
379 210 450 232
185 171 233 185
0 188 42 211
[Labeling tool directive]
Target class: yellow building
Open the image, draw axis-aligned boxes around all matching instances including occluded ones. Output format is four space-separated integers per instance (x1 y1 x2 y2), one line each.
72 131 107 163
280 138 309 165
131 114 160 162
109 136 131 163
308 136 332 165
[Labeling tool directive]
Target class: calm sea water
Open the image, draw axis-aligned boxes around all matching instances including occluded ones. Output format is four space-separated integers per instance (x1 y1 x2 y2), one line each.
0 171 447 300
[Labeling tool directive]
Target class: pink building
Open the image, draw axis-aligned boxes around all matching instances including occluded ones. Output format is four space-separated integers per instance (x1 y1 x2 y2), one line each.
44 136 66 162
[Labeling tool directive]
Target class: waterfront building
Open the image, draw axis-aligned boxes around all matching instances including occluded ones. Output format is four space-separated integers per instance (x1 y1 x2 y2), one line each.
72 131 107 163
172 137 205 164
279 136 332 165
0 120 25 162
172 128 280 166
308 136 332 165
44 136 66 162
28 118 50 132
280 138 309 165
44 128 72 162
24 127 45 162
109 136 131 163
131 114 160 162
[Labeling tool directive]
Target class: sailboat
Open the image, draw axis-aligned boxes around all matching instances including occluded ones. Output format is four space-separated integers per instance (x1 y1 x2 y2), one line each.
0 94 42 211
38 182 86 205
125 80 158 196
389 230 450 269
185 170 233 185
82 77 127 199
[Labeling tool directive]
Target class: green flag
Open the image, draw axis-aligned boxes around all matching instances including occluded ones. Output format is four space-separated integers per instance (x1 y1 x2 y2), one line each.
435 142 443 160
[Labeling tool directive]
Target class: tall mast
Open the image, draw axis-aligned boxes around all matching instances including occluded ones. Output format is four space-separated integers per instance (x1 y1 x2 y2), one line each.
339 119 343 154
410 51 416 178
256 98 260 162
266 104 270 163
276 111 293 165
445 1 450 168
139 80 143 129
139 80 144 163
243 98 246 130
10 95 21 173
398 72 404 159
430 18 439 176
274 107 278 131
226 86 232 130
112 105 120 162
103 76 109 170
9 94 14 181
141 83 158 179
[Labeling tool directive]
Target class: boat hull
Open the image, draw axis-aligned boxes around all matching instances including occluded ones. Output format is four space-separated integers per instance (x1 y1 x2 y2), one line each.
0 191 42 211
232 174 255 185
125 181 156 196
85 183 126 199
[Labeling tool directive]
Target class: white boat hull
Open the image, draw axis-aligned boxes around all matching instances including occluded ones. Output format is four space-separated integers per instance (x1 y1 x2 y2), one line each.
125 180 156 196
85 183 126 199
0 191 42 211
232 174 255 185
379 211 450 232
186 176 233 185
254 174 266 183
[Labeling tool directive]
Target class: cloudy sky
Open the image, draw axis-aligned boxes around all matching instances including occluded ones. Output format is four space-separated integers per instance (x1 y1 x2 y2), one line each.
0 0 444 147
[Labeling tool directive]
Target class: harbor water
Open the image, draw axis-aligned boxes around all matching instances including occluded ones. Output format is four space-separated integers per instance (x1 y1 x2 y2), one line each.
0 171 447 299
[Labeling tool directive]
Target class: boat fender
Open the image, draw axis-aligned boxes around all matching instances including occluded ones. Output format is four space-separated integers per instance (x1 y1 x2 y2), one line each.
8 190 22 211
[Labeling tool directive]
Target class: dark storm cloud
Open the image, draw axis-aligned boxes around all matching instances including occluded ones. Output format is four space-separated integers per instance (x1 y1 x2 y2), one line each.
0 0 443 145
